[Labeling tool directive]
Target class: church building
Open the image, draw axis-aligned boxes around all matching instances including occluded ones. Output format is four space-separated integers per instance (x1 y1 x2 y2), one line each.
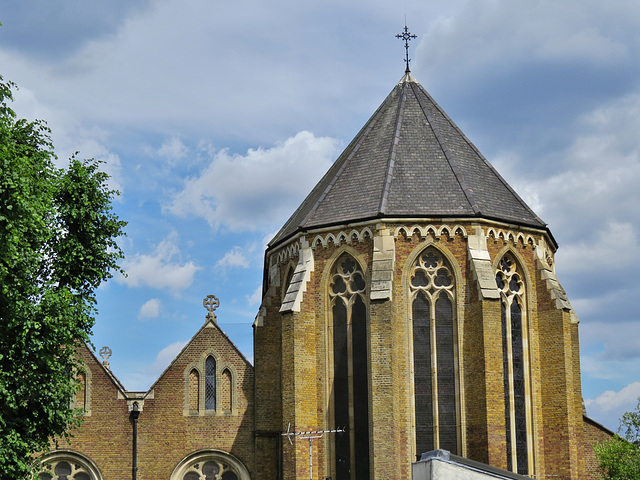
40 59 612 479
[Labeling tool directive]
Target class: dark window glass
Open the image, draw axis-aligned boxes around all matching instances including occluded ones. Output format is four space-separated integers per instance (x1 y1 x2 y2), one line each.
436 294 456 454
55 462 72 479
412 270 429 287
333 300 351 480
498 253 530 476
352 295 370 480
413 291 433 456
502 301 513 472
511 301 528 475
434 269 452 287
205 356 216 410
203 461 220 478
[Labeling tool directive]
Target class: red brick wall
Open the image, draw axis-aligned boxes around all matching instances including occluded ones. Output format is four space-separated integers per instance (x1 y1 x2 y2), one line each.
583 416 615 480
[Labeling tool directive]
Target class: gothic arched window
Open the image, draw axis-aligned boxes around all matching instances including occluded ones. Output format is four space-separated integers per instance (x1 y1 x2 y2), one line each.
188 368 199 412
170 450 250 480
39 451 101 480
205 356 216 411
410 247 458 456
329 254 370 480
496 253 531 476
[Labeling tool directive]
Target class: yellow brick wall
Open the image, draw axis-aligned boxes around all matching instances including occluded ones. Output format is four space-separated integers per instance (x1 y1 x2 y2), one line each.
257 221 588 479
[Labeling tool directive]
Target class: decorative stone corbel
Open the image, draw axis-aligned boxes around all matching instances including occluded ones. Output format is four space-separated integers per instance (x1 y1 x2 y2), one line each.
279 237 314 313
467 226 500 300
535 238 579 323
370 228 395 301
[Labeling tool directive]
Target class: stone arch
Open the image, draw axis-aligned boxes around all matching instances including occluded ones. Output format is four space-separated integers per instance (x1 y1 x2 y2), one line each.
170 449 250 480
322 247 371 480
218 362 238 415
493 247 536 476
183 349 224 416
73 364 92 416
39 450 102 480
402 242 466 456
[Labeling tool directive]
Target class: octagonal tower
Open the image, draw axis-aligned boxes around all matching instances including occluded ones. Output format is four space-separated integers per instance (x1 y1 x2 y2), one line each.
253 72 583 480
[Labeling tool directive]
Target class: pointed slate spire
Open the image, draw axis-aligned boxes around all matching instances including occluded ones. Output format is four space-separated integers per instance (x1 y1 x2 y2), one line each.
269 74 547 248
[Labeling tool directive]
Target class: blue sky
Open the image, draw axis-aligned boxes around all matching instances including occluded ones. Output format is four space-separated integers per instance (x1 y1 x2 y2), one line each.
2 0 640 432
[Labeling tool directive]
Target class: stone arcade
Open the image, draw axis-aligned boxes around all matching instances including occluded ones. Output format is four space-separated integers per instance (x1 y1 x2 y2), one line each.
40 71 612 479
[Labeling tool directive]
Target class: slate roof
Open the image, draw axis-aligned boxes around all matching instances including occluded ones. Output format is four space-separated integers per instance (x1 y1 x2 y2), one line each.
269 73 547 248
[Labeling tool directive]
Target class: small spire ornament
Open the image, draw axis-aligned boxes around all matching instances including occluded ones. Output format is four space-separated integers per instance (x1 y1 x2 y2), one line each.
396 24 417 73
99 346 112 369
203 294 220 323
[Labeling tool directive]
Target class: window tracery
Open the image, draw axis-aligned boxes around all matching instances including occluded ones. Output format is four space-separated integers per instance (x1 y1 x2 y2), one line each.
496 253 531 476
410 246 458 456
39 451 101 480
181 459 238 480
329 253 370 480
171 451 249 480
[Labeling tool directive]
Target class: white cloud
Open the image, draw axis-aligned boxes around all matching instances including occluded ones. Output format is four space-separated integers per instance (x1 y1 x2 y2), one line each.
9 85 125 192
585 382 640 431
158 136 188 161
217 247 250 269
147 340 188 377
166 131 341 231
121 340 188 391
138 298 161 319
118 233 201 291
586 382 640 412
420 0 636 83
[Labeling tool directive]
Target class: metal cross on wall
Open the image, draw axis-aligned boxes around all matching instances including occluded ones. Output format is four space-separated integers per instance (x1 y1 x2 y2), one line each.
396 24 417 73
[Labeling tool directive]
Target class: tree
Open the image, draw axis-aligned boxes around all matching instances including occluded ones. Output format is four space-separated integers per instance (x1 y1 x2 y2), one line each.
0 76 126 478
595 399 640 479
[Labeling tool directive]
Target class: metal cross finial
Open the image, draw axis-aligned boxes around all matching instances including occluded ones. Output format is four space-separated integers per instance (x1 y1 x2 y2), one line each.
203 294 219 322
396 24 417 73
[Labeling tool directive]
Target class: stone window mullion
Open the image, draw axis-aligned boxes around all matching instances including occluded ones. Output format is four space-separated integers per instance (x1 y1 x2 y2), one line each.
410 247 458 457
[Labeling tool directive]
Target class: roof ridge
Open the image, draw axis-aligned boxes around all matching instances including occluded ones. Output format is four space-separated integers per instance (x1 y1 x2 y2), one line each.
378 82 408 215
295 85 398 230
410 82 481 215
411 82 545 226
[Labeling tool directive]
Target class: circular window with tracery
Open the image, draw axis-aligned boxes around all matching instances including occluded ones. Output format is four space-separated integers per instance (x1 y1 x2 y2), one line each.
171 450 250 480
39 451 101 480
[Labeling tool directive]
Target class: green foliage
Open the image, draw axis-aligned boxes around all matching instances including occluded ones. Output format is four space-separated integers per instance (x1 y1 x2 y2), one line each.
0 76 126 478
595 399 640 479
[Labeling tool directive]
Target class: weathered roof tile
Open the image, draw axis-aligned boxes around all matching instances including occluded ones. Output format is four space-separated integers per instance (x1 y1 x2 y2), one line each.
269 74 546 248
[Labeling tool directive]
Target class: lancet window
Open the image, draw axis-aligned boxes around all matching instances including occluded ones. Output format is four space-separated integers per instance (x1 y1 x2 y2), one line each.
329 254 370 480
496 254 531 476
410 247 458 456
184 352 235 416
205 356 216 411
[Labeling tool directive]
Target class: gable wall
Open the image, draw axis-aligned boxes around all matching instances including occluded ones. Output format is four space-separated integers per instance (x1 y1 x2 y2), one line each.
51 324 255 479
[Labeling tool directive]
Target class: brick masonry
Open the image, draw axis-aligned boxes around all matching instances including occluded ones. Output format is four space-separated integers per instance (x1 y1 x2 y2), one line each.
45 221 610 480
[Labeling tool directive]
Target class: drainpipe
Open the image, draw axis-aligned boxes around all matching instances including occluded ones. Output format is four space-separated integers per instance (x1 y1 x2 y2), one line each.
130 401 140 480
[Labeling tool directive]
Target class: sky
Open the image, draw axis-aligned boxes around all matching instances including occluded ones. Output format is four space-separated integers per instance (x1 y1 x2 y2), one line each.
1 0 639 433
